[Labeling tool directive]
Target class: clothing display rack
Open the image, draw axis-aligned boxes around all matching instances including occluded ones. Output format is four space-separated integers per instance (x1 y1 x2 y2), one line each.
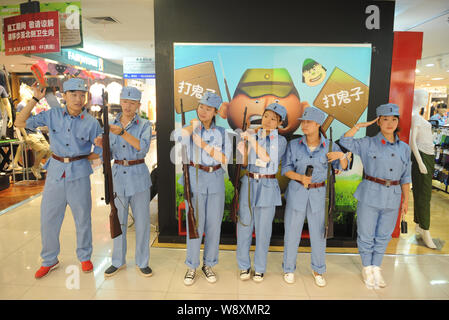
432 126 449 194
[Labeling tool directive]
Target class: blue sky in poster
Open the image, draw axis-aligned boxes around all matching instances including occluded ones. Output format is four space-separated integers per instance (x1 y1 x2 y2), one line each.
174 43 372 140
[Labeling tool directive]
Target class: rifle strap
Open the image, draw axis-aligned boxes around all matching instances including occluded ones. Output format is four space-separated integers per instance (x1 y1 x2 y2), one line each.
324 129 333 238
195 134 199 230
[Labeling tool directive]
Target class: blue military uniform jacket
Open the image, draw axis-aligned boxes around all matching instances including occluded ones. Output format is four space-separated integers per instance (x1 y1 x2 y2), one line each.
26 106 102 181
338 132 411 210
177 122 232 194
281 135 343 213
110 113 152 197
239 129 287 208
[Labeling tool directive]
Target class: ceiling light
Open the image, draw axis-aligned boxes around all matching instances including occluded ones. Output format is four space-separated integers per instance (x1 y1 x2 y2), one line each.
415 69 420 73
425 63 434 67
426 84 431 86
431 77 444 80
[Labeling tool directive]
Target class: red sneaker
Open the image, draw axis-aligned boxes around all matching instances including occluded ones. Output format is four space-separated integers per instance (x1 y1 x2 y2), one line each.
35 261 59 279
81 260 93 273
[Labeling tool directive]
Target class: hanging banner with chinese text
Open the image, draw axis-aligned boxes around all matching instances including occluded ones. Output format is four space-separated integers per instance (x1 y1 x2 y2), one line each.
3 11 60 55
0 2 82 51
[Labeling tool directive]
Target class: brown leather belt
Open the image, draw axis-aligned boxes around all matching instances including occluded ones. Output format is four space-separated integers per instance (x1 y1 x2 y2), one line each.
248 172 276 179
298 180 326 189
189 162 221 173
114 159 145 166
364 173 400 187
52 154 89 163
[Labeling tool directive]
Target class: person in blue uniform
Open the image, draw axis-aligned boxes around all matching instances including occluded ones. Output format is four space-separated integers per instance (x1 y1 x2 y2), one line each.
178 92 232 286
429 103 447 126
95 86 153 278
236 103 288 282
15 78 103 278
281 107 348 287
339 103 411 289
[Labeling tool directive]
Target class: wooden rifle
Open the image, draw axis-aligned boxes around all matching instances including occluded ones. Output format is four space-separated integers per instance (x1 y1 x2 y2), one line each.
101 89 122 239
324 127 335 239
181 99 199 239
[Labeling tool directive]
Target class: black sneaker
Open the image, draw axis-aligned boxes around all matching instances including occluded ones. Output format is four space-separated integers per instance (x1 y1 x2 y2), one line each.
201 265 217 283
137 266 153 277
184 268 196 286
104 265 124 278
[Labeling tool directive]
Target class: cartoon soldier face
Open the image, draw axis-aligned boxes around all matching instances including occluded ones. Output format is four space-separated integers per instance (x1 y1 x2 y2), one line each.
302 58 327 87
219 68 308 135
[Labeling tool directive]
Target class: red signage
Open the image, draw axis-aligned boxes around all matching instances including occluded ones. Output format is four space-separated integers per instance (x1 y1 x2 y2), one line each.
3 11 60 56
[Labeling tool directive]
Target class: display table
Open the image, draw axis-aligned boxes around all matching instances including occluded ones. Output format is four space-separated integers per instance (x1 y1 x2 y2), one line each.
0 138 31 183
0 138 18 172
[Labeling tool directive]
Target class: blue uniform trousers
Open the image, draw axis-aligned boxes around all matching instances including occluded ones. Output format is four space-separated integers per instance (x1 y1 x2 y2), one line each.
236 205 276 274
40 176 92 267
356 201 398 267
112 189 151 269
283 200 326 274
185 191 225 269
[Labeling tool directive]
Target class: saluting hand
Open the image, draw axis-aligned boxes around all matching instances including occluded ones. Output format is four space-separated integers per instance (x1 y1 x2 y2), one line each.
31 81 46 101
354 117 379 129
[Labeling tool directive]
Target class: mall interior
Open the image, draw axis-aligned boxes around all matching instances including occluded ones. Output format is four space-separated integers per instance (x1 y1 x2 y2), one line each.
0 0 448 301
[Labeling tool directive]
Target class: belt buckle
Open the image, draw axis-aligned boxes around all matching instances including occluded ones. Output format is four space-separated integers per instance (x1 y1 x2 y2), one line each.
123 160 129 166
64 157 69 163
208 166 213 173
385 179 391 187
254 173 260 179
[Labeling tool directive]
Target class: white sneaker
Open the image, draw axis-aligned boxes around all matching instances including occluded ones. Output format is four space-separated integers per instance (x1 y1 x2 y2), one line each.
202 265 217 283
312 271 326 287
283 272 295 284
239 268 251 281
252 272 264 282
184 268 196 286
422 230 437 249
372 266 386 288
362 266 375 289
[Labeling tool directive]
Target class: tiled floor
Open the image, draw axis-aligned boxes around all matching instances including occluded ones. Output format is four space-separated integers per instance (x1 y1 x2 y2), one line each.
0 139 448 300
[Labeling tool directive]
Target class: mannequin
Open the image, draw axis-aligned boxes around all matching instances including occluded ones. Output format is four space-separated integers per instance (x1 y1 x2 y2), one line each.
410 89 437 249
0 85 13 139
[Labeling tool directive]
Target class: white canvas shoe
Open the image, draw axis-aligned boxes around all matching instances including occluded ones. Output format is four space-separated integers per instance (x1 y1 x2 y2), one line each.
252 272 264 282
239 268 251 281
283 272 295 284
202 265 217 283
372 266 386 288
362 266 375 289
311 271 326 287
184 268 196 286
